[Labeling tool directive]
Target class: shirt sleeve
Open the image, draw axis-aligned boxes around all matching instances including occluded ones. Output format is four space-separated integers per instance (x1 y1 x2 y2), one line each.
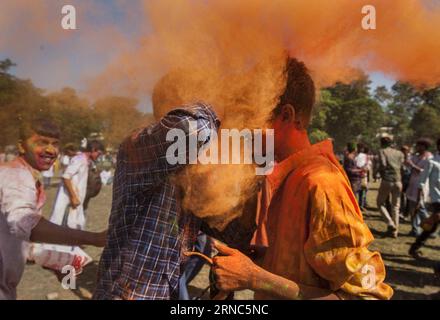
418 160 433 190
1 170 42 241
62 156 83 179
304 180 393 300
378 150 387 176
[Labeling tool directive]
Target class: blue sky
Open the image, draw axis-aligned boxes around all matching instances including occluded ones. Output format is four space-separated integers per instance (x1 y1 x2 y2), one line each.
369 72 396 90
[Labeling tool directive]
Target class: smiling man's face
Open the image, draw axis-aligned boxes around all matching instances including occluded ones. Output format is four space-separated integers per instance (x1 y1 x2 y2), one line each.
21 133 60 171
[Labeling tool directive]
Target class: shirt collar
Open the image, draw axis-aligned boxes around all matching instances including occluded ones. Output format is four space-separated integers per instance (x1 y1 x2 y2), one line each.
17 156 43 184
267 139 337 192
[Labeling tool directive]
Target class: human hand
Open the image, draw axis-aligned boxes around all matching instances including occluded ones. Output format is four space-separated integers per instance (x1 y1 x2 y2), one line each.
70 196 81 209
212 241 260 292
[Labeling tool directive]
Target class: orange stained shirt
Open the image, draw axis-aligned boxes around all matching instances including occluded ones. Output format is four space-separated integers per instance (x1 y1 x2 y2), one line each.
255 140 393 300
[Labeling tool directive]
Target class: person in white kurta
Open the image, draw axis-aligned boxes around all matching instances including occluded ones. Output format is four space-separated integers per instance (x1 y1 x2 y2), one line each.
50 153 90 230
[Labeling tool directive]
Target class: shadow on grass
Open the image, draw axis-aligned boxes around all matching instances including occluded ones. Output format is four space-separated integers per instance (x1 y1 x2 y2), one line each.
392 288 439 300
381 252 438 270
188 284 211 300
385 264 439 296
72 261 99 300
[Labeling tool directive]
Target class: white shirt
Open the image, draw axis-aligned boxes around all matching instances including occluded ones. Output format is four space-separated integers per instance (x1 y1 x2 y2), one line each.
61 155 71 167
100 170 112 185
42 165 54 178
406 152 433 202
355 152 368 168
62 153 90 202
419 154 440 204
0 158 44 300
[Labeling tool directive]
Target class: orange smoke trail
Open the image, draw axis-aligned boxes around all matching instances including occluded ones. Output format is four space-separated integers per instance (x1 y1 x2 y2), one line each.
87 0 440 226
91 0 440 99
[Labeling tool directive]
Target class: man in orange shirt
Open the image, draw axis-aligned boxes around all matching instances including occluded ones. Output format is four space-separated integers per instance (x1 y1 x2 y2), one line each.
212 58 393 300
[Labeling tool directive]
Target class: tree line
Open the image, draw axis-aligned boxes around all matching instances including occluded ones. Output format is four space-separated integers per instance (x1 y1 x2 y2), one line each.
0 58 154 149
309 74 440 152
2 58 440 152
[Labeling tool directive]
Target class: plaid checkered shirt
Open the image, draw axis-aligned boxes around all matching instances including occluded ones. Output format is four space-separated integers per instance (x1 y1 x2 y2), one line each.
94 102 221 300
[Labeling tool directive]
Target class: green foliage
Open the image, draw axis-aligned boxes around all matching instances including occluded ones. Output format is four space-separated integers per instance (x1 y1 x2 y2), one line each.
0 59 16 74
93 96 149 147
309 76 440 152
0 58 154 149
383 82 440 145
2 58 440 153
411 105 440 140
384 82 420 145
309 75 384 151
374 86 393 106
46 88 101 144
308 129 329 144
0 61 47 146
326 74 371 101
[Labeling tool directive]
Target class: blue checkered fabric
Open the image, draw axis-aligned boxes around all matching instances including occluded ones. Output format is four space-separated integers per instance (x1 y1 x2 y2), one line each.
94 102 220 300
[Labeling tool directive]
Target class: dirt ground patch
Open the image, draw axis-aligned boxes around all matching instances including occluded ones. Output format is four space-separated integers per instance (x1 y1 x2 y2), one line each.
17 182 440 300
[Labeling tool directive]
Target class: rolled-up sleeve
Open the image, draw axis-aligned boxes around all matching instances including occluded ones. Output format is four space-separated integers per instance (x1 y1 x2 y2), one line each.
62 156 83 180
304 183 393 300
1 170 41 241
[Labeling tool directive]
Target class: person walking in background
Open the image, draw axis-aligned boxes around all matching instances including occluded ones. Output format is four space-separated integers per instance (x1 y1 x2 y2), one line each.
400 145 412 220
355 143 369 210
343 142 364 205
376 135 404 238
49 140 104 230
405 138 433 236
364 146 374 209
0 147 5 163
409 138 440 259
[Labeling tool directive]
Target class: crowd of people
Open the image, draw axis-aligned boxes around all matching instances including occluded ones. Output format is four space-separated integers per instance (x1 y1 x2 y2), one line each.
0 57 439 300
342 135 440 282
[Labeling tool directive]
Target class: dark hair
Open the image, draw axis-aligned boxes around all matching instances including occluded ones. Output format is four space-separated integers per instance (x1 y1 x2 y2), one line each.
437 138 440 147
85 140 105 153
19 118 61 141
64 143 78 153
357 142 365 152
416 138 432 150
271 57 316 126
347 142 356 153
380 137 392 147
